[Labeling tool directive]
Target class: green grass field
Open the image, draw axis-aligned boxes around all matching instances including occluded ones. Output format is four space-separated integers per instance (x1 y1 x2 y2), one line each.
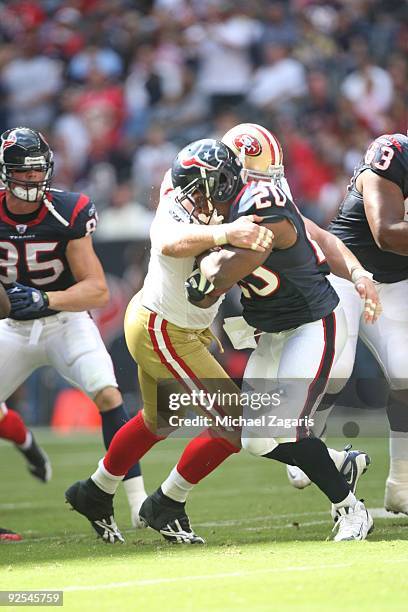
1 431 407 611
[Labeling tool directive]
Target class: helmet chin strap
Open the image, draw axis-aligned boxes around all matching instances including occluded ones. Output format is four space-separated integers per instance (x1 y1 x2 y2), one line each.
200 167 214 214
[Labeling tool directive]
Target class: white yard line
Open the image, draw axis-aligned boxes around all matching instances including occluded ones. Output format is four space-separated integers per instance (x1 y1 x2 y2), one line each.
57 563 355 592
0 502 50 510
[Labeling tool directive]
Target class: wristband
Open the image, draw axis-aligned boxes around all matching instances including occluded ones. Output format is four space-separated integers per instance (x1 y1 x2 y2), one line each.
213 225 228 246
350 267 373 284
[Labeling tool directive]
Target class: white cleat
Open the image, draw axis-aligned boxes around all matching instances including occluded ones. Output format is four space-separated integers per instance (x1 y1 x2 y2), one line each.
384 478 408 515
332 501 374 541
286 465 311 489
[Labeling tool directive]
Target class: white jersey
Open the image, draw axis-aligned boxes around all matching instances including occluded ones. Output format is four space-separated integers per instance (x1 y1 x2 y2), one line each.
141 170 223 329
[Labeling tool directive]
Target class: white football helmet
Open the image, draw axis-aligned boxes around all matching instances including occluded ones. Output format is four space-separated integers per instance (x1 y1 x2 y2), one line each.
222 122 284 183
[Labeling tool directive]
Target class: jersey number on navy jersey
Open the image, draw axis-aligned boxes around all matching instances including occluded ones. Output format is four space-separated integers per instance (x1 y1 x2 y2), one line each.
365 141 395 171
0 241 64 285
238 182 326 300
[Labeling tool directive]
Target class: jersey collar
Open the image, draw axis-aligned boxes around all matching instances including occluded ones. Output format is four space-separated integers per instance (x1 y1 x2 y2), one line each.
0 191 49 227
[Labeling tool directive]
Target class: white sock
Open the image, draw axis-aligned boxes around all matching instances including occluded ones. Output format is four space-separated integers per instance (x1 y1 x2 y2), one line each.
312 404 333 438
333 490 358 510
91 458 124 495
327 448 346 471
390 432 408 460
388 433 408 482
123 475 147 508
18 431 32 450
161 467 195 503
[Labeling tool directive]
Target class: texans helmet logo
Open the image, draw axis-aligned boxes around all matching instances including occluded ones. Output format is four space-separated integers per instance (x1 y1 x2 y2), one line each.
2 133 17 151
233 134 261 157
179 143 222 171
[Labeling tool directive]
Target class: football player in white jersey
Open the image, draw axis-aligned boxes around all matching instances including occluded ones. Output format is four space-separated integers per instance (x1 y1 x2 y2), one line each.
66 140 276 543
66 137 380 543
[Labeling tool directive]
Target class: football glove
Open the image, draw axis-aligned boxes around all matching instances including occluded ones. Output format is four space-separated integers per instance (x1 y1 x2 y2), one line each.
185 268 215 302
7 282 49 319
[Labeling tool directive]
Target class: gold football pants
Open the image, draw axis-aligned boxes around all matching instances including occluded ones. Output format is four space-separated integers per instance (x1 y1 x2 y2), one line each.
124 301 242 437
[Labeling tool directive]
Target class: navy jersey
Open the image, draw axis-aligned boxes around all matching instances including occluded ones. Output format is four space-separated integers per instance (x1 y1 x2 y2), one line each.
229 181 339 333
330 133 408 283
0 188 98 318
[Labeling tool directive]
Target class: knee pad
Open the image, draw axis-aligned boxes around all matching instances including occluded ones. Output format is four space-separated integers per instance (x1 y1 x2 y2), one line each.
241 435 278 457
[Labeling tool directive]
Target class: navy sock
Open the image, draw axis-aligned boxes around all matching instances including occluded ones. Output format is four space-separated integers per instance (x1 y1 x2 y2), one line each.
264 437 350 504
101 404 141 480
387 396 408 433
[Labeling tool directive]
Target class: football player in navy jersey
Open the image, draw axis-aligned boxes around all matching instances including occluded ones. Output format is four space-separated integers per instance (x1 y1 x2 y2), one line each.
287 133 408 515
0 127 147 534
181 138 375 540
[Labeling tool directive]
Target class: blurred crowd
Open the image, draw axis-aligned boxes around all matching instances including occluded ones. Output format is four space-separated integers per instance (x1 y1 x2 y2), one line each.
0 0 406 234
2 0 404 422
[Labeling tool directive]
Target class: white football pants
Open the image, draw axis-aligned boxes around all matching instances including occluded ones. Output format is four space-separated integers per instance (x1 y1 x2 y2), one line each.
0 311 118 410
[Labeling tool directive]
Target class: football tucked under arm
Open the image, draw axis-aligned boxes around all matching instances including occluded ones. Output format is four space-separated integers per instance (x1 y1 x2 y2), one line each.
185 265 231 309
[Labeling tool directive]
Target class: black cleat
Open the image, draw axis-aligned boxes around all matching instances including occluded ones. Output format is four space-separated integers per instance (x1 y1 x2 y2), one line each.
65 478 124 543
0 527 22 541
16 432 52 482
139 487 205 544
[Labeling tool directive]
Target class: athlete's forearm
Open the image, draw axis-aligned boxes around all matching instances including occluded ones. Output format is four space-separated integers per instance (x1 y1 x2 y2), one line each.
318 232 361 280
326 237 365 280
158 215 273 258
199 247 267 291
159 223 225 258
46 279 109 311
304 218 362 281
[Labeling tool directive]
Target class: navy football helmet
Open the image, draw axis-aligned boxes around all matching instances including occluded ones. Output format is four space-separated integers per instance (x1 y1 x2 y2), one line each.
171 139 243 223
0 127 54 202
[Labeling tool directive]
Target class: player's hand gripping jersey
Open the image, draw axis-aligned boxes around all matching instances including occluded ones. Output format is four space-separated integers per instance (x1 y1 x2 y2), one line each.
0 188 98 319
330 133 408 283
229 179 339 332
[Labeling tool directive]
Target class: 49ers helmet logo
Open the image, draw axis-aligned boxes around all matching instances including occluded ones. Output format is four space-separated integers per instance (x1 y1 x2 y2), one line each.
233 134 261 157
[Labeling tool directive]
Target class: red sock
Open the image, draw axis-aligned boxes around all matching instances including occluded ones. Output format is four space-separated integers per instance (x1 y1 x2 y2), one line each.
176 430 240 484
0 408 28 445
103 411 165 476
